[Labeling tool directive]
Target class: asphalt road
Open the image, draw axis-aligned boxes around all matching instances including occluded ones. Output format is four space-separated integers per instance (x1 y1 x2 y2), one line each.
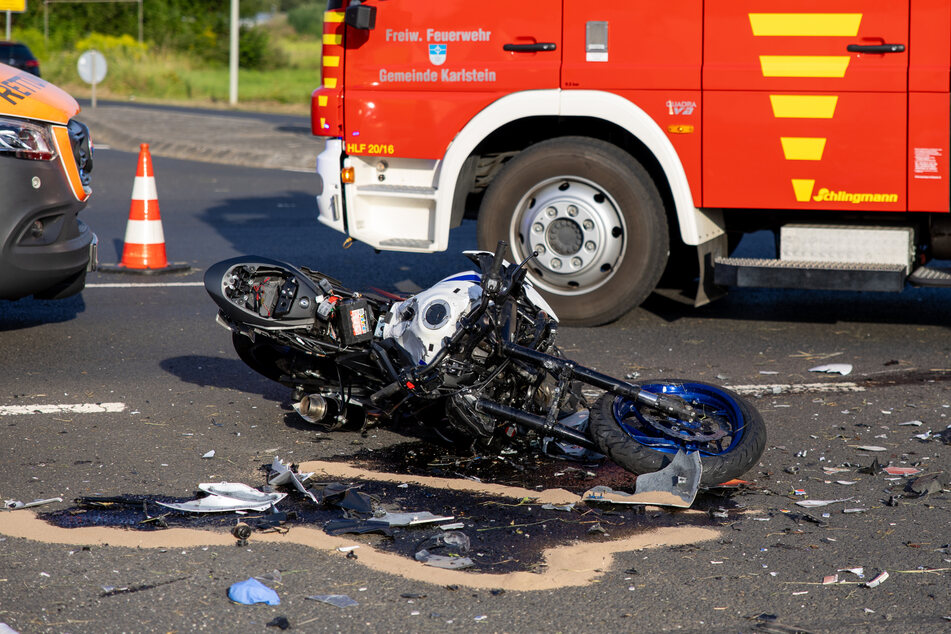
0 149 949 633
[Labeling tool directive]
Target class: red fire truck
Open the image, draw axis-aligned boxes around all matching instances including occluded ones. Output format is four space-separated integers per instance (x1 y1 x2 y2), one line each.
311 1 950 325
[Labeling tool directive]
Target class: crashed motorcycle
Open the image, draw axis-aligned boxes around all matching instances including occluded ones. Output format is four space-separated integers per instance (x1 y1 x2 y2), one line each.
204 242 766 489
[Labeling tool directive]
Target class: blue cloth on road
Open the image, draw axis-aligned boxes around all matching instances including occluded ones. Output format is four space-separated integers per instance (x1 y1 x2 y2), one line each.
228 578 280 605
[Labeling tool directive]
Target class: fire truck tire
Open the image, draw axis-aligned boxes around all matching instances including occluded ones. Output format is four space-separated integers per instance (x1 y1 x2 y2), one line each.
477 137 668 326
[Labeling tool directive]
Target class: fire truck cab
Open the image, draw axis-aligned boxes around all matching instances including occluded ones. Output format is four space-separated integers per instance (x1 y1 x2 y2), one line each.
312 1 950 325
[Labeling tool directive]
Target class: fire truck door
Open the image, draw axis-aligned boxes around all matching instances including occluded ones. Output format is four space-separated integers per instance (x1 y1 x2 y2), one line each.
703 1 909 210
342 1 561 159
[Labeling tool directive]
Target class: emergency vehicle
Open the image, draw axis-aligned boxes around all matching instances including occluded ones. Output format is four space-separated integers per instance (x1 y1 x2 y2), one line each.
311 1 949 325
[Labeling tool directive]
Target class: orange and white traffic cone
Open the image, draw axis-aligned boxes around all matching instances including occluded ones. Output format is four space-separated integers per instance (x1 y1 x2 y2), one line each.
100 144 188 274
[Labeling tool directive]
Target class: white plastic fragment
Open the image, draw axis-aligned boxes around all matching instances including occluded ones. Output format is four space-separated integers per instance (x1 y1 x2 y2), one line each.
795 498 853 508
809 363 852 376
899 420 924 426
3 497 62 510
306 594 358 608
377 512 454 527
337 545 359 553
864 571 889 588
158 484 285 513
202 450 215 459
838 567 864 577
268 456 318 504
849 445 887 452
438 522 465 531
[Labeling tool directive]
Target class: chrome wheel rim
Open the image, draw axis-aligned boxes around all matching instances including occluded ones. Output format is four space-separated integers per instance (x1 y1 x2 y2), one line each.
508 176 625 296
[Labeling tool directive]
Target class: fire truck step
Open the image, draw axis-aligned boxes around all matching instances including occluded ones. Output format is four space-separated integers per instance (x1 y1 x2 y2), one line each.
714 257 906 292
908 266 951 287
356 184 437 199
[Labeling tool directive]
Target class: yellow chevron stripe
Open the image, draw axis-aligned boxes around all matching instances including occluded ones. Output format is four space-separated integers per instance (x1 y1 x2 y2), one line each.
323 55 340 68
323 34 343 45
792 179 816 202
750 13 861 37
318 95 328 107
781 137 827 161
770 95 838 118
760 55 850 78
324 11 344 23
324 77 338 88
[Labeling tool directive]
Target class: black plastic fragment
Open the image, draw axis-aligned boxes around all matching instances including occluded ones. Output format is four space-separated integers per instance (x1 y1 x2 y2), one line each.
267 616 291 630
324 518 393 536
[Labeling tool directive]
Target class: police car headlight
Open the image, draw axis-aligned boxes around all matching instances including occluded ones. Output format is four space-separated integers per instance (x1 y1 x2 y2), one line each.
0 116 56 161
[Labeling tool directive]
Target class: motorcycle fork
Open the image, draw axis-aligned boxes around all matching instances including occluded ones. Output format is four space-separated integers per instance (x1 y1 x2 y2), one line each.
498 342 699 422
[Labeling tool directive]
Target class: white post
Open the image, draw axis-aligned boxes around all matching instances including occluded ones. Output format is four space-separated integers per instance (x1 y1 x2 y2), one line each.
229 0 238 106
5 12 10 41
91 55 97 108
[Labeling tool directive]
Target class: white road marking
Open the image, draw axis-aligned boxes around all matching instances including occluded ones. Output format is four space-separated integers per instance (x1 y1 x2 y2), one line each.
0 403 127 416
85 282 204 288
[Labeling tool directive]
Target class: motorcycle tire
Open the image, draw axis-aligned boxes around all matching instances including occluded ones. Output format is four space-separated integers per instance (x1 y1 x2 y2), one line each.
589 380 766 486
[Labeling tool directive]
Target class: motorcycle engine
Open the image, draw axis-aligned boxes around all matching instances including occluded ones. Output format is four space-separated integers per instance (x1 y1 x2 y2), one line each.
382 272 482 365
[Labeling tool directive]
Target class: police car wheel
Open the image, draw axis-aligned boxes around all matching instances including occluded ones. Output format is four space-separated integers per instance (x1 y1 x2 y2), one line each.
477 136 668 326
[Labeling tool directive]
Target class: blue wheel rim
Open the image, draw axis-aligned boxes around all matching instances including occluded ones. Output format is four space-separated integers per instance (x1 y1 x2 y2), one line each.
612 382 745 456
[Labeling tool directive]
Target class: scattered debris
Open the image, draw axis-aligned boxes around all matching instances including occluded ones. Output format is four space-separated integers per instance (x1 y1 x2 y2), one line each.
268 456 317 504
907 473 946 497
542 409 605 463
157 483 285 513
415 549 475 570
583 450 701 508
850 445 887 452
376 511 454 526
587 522 608 535
899 420 924 426
254 570 283 585
541 503 575 512
858 459 883 475
3 497 62 510
266 616 291 630
323 518 393 536
864 571 889 588
202 450 215 459
795 498 853 508
883 467 922 476
809 363 852 376
306 594 359 608
439 522 466 530
232 522 252 545
228 578 280 605
101 577 187 597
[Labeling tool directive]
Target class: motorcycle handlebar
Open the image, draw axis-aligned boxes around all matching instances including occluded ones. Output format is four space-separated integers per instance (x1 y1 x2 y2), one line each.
484 241 507 294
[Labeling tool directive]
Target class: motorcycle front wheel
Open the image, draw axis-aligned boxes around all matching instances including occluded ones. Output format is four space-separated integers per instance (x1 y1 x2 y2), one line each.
589 380 766 486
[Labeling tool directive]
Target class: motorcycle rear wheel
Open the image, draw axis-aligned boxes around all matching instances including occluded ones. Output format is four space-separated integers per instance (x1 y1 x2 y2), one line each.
589 380 766 486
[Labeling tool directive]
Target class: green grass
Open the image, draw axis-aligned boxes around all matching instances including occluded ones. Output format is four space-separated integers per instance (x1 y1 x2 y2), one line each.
32 26 323 113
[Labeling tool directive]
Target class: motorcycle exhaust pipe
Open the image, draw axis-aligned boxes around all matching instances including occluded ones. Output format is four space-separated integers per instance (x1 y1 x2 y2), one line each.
294 394 340 424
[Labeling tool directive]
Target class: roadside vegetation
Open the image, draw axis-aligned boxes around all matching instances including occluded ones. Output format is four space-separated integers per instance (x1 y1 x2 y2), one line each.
9 0 327 113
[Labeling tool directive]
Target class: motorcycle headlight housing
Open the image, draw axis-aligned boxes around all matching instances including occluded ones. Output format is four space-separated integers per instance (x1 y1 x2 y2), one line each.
0 115 56 161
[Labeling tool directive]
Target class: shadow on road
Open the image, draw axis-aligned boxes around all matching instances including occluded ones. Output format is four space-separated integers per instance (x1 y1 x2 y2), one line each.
638 285 951 328
159 355 288 402
0 295 86 331
198 192 477 292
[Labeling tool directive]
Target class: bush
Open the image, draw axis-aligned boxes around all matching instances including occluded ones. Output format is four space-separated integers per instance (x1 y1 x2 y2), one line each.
75 33 149 61
287 3 324 37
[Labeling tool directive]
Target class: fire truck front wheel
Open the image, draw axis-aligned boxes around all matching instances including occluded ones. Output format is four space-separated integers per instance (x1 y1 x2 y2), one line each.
477 137 668 326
